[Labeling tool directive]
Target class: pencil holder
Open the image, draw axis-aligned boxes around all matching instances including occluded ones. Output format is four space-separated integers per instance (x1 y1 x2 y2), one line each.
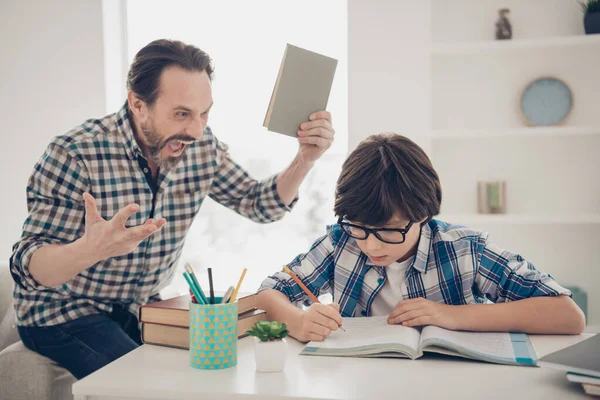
189 298 238 370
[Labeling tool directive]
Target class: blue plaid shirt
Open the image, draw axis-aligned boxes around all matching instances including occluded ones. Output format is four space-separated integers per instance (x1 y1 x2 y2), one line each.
259 220 571 317
11 103 296 327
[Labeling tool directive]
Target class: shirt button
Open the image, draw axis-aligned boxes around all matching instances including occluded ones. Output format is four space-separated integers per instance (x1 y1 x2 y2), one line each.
361 310 367 316
143 168 149 173
377 277 385 285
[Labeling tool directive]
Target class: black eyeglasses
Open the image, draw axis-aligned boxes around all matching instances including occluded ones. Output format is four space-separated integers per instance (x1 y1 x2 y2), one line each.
337 217 414 244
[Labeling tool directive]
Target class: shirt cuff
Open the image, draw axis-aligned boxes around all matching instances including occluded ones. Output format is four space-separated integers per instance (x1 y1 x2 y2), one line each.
12 240 55 291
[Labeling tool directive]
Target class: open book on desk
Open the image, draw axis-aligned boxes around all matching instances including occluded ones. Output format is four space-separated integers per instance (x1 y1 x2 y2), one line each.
300 316 537 367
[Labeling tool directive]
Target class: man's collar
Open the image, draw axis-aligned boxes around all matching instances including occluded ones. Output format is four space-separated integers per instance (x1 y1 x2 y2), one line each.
115 101 144 161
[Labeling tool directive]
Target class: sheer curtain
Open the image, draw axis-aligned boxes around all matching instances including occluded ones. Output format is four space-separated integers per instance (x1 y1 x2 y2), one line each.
125 0 348 295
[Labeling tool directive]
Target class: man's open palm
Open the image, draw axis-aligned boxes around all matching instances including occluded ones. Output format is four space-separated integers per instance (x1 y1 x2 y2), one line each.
82 192 166 260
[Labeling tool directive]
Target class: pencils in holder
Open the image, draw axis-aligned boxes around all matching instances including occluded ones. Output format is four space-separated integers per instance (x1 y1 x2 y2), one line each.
283 266 345 332
185 263 209 305
229 268 247 303
183 272 204 305
207 267 215 304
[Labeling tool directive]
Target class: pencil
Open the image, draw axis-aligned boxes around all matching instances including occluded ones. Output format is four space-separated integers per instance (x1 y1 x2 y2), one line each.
229 268 248 303
183 272 204 304
282 266 345 331
185 263 209 305
207 267 215 304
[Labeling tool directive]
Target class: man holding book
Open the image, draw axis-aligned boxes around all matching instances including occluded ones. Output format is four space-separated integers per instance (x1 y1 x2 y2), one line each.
9 39 335 379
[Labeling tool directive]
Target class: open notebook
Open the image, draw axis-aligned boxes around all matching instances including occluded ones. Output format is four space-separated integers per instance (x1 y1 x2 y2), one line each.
300 316 537 366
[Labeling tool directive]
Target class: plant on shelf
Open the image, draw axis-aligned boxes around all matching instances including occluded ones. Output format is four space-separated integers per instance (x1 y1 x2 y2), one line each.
247 320 289 373
580 0 600 34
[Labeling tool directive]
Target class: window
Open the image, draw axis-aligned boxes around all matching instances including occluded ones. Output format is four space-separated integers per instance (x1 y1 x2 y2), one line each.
125 0 348 295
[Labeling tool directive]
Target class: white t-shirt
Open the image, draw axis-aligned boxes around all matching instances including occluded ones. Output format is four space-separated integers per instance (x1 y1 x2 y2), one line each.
370 256 414 317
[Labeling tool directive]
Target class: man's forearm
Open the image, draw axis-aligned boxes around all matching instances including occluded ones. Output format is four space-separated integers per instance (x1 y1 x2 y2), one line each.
28 238 101 287
275 155 314 206
453 296 585 334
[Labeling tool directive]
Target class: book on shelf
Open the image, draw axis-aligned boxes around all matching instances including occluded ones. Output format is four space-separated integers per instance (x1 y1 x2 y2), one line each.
263 43 338 137
139 292 257 328
141 309 268 350
300 316 537 367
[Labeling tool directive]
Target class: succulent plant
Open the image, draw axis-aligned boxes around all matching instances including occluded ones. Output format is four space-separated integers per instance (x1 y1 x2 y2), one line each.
246 320 289 342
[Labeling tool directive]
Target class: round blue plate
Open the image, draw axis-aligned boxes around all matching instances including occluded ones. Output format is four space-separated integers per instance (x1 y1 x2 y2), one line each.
520 77 573 126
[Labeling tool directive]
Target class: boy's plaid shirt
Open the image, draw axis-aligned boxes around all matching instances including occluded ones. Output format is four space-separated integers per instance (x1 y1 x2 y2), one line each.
259 220 571 317
11 103 295 327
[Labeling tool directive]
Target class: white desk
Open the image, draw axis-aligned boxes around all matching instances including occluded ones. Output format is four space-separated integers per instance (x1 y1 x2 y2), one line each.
73 333 594 400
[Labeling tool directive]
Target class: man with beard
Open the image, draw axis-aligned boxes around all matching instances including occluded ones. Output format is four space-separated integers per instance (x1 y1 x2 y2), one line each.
10 39 336 379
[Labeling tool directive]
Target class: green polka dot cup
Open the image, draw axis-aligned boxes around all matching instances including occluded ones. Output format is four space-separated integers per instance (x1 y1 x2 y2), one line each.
189 300 238 370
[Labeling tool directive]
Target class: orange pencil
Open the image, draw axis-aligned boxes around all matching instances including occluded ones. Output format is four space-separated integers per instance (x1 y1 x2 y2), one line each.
283 266 345 332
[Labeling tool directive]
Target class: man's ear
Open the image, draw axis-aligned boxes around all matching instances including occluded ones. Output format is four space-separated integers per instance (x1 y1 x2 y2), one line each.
127 91 147 119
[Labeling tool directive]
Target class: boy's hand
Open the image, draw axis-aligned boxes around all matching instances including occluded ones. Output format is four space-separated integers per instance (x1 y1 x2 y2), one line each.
294 303 343 342
387 298 459 330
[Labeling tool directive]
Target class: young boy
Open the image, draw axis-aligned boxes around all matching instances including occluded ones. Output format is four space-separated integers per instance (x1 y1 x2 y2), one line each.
257 133 585 343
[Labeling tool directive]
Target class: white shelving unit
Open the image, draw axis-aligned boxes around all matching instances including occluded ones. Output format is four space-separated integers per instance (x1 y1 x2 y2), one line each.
438 214 600 226
432 125 600 140
432 34 600 55
429 0 600 323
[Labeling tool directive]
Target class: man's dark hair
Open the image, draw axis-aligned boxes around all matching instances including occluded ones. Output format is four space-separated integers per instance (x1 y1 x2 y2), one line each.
126 39 214 106
334 133 442 226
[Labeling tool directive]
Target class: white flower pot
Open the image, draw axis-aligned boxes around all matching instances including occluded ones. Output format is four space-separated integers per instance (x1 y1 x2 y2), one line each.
253 337 286 372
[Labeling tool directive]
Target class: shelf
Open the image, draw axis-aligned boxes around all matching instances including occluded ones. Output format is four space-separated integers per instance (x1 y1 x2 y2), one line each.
432 34 600 56
430 126 600 140
436 214 600 225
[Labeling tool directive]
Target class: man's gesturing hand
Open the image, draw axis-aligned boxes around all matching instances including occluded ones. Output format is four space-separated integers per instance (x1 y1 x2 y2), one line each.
81 192 166 260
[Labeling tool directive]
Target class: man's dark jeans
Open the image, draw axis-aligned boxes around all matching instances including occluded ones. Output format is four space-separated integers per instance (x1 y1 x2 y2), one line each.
18 304 142 379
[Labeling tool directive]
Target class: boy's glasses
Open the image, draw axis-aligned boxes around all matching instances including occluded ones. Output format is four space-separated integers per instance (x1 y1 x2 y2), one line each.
337 218 414 244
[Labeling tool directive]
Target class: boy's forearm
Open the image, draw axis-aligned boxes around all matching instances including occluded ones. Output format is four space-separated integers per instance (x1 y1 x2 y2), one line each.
453 296 585 334
256 289 304 334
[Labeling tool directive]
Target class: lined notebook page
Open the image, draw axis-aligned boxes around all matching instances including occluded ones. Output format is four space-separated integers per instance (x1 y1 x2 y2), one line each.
420 325 516 359
313 316 421 351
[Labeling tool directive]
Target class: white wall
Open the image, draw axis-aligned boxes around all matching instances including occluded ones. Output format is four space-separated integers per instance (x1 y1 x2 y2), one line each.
349 0 598 324
347 0 431 156
0 0 107 262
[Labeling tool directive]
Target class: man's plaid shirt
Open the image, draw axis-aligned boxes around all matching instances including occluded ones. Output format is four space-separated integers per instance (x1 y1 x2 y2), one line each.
259 220 571 317
11 103 295 327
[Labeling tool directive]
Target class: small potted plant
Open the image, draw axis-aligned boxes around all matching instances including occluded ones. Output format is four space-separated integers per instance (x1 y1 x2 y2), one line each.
580 0 600 34
246 320 289 372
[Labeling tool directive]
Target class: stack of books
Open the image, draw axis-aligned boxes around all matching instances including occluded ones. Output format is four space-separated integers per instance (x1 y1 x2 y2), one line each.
566 373 600 396
539 333 600 396
139 293 267 350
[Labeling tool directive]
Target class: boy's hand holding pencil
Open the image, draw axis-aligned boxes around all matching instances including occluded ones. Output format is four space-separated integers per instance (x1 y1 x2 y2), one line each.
282 265 344 342
296 302 344 342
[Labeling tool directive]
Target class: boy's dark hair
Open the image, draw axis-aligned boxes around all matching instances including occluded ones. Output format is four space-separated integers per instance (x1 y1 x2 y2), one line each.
334 133 442 226
127 39 214 106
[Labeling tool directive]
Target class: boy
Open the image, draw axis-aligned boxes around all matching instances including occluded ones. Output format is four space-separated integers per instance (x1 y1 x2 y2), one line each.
257 133 585 343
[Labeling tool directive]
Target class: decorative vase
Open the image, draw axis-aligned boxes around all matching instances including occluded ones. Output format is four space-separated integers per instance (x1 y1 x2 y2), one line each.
584 13 600 34
253 337 286 372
